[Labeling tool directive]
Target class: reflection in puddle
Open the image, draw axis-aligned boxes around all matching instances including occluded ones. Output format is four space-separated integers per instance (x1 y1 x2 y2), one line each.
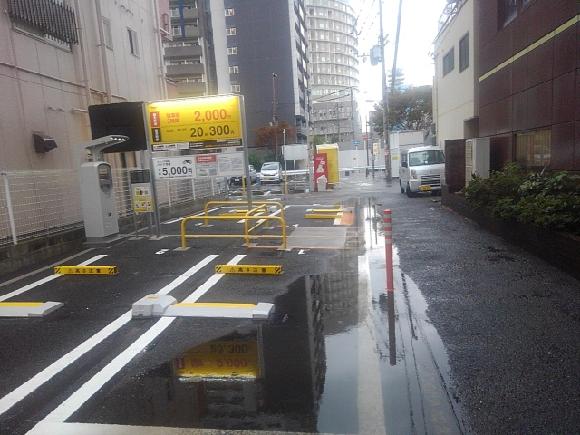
72 197 464 434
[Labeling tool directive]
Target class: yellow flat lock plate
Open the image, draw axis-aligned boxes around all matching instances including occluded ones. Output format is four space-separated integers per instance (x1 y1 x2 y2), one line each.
310 208 344 213
305 214 340 219
0 302 43 307
175 303 257 308
54 265 118 275
215 264 283 275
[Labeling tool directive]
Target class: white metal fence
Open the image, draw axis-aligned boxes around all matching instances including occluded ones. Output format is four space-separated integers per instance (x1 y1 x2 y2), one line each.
1 169 227 246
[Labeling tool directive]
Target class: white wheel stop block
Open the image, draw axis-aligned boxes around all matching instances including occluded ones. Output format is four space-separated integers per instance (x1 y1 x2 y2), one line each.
0 302 63 317
132 295 177 318
163 302 274 319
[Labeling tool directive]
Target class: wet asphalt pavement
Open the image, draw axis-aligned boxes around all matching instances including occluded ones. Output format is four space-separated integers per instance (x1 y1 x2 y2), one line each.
0 172 578 434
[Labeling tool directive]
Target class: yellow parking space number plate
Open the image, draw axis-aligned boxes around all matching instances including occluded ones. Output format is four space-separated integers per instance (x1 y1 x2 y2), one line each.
215 264 283 275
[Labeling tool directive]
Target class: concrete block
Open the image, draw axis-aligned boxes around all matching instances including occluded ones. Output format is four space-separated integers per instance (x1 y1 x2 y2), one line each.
0 302 63 317
253 303 274 320
132 294 177 318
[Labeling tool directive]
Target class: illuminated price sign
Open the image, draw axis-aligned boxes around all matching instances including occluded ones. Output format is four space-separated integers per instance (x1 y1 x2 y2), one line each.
146 95 243 147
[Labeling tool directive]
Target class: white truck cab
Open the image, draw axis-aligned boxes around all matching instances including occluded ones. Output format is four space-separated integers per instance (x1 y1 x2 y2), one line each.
399 146 445 197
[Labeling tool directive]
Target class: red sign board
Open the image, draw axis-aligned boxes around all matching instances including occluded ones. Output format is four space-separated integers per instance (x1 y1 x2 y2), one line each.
313 153 328 192
195 154 217 163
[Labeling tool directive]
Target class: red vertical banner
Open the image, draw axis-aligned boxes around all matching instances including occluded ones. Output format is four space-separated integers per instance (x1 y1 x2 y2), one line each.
313 153 328 192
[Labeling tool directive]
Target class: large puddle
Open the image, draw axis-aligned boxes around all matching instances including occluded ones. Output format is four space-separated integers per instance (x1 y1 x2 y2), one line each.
71 198 465 434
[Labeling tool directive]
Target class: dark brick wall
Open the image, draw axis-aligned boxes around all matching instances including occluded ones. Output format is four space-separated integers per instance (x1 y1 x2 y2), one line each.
478 0 580 170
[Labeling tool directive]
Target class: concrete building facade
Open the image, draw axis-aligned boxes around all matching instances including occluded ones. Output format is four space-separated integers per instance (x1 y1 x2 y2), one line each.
0 0 168 171
433 0 478 148
223 0 310 146
306 0 360 148
478 0 579 171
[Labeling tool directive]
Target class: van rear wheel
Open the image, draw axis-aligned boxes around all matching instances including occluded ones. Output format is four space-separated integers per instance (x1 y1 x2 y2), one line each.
400 181 405 194
406 183 415 198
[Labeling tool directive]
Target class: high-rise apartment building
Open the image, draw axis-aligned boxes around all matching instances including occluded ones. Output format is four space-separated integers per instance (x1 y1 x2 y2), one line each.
165 0 230 97
223 0 310 146
306 0 360 148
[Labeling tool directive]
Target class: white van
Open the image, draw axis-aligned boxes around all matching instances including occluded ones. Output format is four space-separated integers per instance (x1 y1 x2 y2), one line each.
399 146 445 197
260 161 282 184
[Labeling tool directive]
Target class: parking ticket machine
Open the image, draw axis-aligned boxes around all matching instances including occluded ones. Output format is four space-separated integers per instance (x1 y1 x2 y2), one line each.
78 135 128 241
80 161 119 239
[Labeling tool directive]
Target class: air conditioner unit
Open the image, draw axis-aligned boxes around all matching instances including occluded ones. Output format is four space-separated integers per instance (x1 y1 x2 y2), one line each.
465 137 490 186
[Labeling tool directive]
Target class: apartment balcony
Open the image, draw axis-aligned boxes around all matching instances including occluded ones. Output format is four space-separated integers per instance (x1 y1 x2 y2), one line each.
164 44 202 59
176 81 206 96
182 8 199 20
167 63 205 77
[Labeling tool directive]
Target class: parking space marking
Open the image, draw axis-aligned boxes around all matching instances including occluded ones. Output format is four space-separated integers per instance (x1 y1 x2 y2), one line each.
162 208 220 225
0 255 108 303
155 249 169 255
0 255 217 417
37 254 243 425
237 212 264 224
0 249 94 289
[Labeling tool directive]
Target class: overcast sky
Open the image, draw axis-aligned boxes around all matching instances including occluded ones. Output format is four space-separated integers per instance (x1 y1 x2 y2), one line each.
354 0 447 119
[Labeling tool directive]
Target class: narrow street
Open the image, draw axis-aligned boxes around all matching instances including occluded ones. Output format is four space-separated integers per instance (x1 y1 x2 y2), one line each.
0 174 577 434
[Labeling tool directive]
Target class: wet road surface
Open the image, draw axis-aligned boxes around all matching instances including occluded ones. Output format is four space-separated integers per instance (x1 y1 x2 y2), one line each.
0 173 578 434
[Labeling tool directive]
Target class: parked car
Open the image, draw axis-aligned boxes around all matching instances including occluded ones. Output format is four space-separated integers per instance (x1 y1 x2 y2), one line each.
260 161 282 184
399 146 445 197
229 165 257 186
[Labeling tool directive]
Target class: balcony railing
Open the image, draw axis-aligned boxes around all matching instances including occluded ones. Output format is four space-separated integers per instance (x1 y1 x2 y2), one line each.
8 0 78 44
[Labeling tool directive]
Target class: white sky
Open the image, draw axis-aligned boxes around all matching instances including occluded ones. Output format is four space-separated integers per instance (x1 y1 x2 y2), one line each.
354 0 447 120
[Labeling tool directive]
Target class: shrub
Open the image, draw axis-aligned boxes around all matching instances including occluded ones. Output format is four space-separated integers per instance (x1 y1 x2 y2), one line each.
465 164 580 235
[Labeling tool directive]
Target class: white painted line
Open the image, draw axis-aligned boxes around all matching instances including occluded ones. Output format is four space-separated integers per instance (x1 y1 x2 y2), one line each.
298 249 306 255
40 316 176 424
162 208 220 225
36 254 242 425
0 255 108 303
154 249 169 255
237 212 264 224
0 248 94 288
195 223 203 227
264 190 271 196
0 255 217 417
247 209 282 233
182 255 245 303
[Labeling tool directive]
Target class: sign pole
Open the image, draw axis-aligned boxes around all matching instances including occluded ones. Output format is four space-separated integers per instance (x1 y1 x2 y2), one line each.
142 104 162 237
239 95 253 209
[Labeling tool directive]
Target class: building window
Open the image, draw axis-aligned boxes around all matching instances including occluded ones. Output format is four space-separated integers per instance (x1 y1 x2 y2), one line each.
127 28 139 56
516 129 551 168
459 33 469 72
226 27 237 36
171 25 182 37
102 17 113 49
225 8 235 16
228 65 239 74
227 46 238 55
499 0 518 28
231 84 240 93
443 47 454 76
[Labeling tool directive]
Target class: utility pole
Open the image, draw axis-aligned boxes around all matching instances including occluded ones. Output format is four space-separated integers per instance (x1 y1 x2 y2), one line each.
379 0 391 182
336 102 340 145
272 73 278 161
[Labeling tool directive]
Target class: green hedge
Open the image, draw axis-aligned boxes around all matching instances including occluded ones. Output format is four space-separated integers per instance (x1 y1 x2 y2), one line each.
465 164 580 235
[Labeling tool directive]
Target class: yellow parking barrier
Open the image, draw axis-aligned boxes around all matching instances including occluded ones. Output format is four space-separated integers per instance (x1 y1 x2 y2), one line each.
54 265 118 275
203 200 285 226
180 201 287 250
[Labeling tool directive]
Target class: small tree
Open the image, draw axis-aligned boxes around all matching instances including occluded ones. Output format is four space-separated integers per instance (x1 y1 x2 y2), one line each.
255 122 295 149
371 85 433 134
